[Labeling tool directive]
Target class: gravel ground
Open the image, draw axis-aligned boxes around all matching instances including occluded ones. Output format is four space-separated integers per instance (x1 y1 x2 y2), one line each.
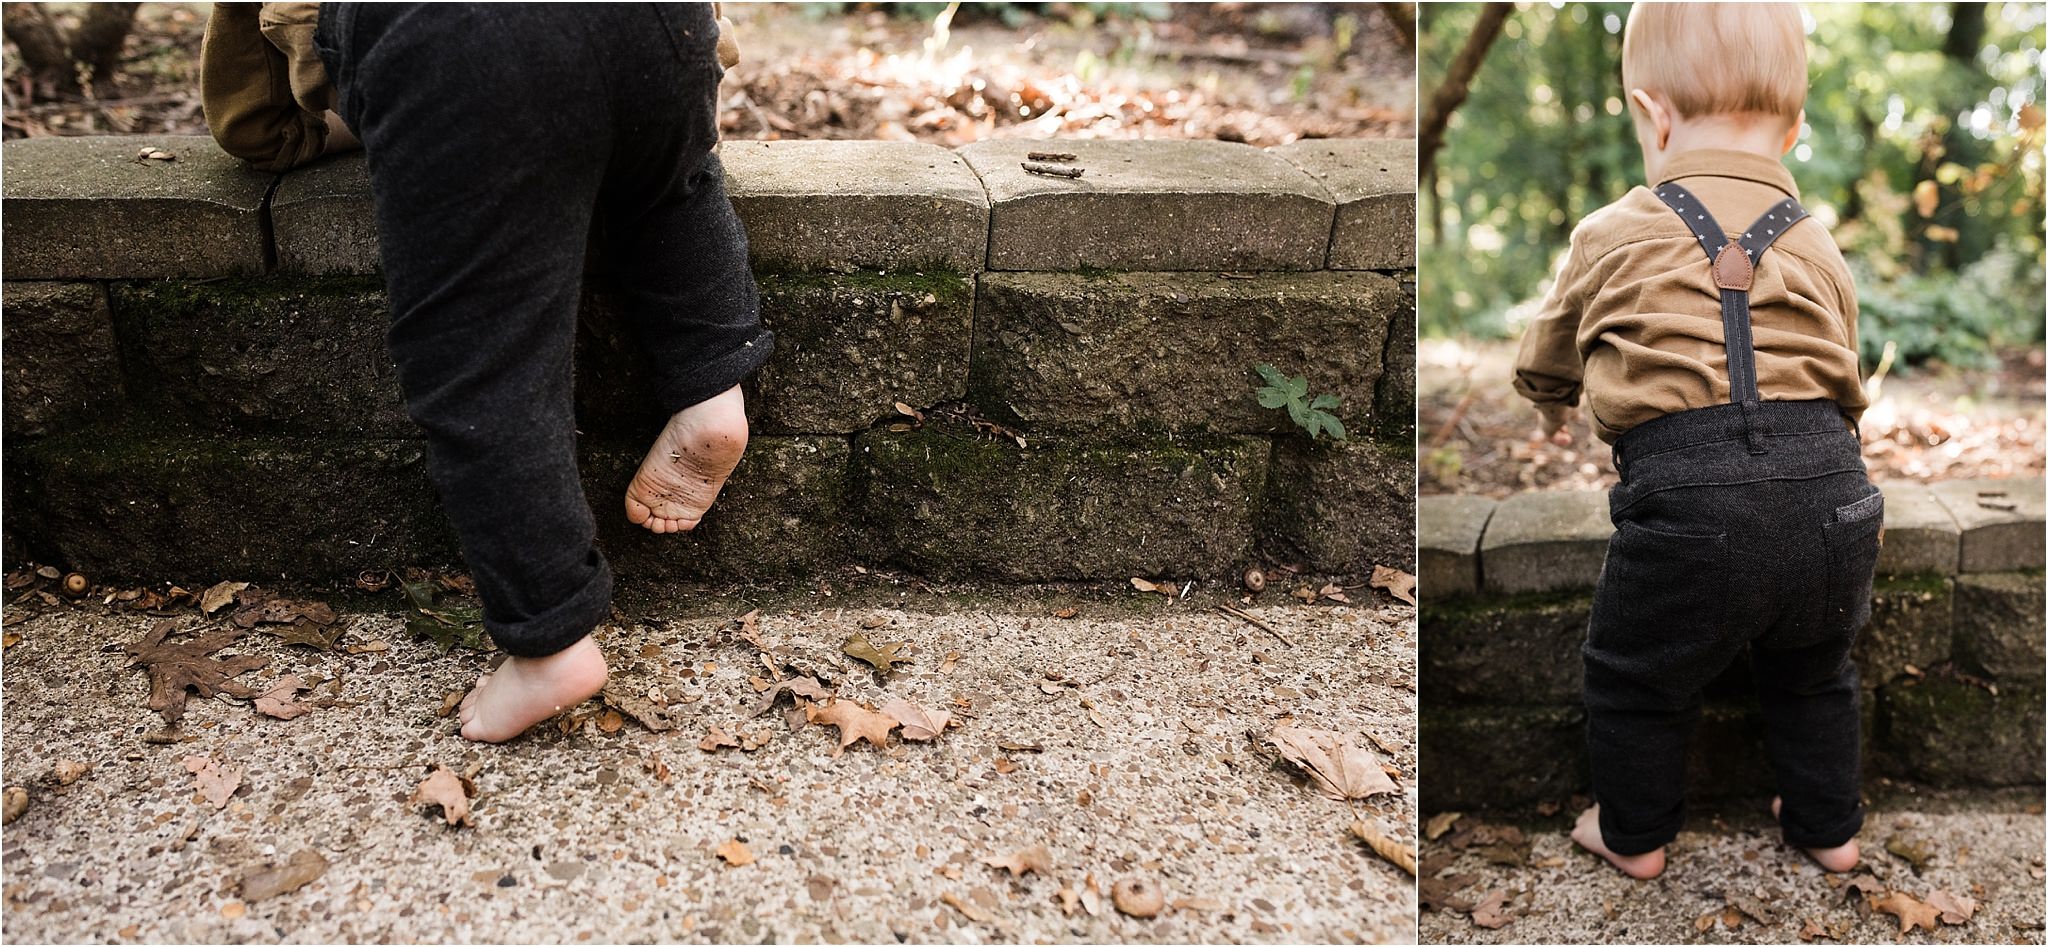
0 591 1415 944
1420 797 2046 944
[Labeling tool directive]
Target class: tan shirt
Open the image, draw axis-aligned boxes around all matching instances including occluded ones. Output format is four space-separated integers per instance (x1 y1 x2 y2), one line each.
1512 149 1867 443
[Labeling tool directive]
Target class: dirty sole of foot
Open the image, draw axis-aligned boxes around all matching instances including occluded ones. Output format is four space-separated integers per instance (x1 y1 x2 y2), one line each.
0 601 1414 943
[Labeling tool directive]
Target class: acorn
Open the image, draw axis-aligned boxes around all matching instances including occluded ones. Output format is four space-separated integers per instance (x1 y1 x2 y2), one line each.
1112 877 1164 918
60 573 88 598
1242 567 1267 593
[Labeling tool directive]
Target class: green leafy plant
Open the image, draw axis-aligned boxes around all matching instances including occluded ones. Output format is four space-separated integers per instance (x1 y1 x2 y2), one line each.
1254 363 1347 442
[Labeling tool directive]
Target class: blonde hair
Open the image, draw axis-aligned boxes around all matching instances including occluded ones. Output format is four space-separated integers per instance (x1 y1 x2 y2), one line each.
1622 3 1807 127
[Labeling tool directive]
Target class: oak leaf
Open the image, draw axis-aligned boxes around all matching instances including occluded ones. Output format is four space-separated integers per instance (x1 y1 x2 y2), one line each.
699 725 740 752
182 755 242 808
806 699 897 750
1872 890 1941 933
1267 725 1400 801
842 632 910 675
253 675 315 720
200 581 248 615
983 844 1052 877
411 765 475 827
1927 889 1977 925
1470 889 1512 929
881 697 952 741
1370 565 1417 605
125 621 269 723
745 675 832 718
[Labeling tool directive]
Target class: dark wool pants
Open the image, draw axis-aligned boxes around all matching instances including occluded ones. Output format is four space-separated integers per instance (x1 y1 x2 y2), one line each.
316 3 772 657
1586 400 1880 855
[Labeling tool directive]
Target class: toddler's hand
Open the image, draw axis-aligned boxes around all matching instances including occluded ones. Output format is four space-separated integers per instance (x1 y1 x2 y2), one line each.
1534 403 1576 447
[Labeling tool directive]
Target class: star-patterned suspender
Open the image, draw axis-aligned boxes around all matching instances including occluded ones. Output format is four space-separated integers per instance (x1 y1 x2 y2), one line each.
1651 182 1810 453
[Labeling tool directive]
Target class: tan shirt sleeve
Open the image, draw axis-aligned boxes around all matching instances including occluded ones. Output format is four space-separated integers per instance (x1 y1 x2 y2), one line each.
200 2 330 173
1512 228 1596 407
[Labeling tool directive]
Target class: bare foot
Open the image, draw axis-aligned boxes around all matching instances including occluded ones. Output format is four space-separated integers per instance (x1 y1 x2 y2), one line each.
1570 805 1668 879
1773 796 1860 872
457 637 609 743
625 385 749 533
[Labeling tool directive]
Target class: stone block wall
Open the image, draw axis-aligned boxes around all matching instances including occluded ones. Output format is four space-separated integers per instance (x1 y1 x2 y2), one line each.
1418 480 2047 810
2 136 1417 586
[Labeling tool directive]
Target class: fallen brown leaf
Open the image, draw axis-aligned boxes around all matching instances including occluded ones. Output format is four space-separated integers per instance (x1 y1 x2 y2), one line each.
183 755 242 808
1370 565 1417 605
716 838 754 866
253 675 315 720
699 725 740 752
1266 725 1400 801
1470 889 1512 929
410 765 475 827
3 786 27 824
240 848 328 901
602 685 687 732
806 698 898 750
1927 888 1978 925
1872 890 1941 933
1351 819 1417 875
880 697 952 741
941 890 994 923
1425 811 1462 840
841 632 910 675
200 581 248 615
124 621 269 724
982 844 1052 877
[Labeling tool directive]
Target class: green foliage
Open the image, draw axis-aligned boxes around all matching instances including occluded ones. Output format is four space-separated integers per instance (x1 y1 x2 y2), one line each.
401 578 490 653
1420 2 2046 371
1254 363 1347 442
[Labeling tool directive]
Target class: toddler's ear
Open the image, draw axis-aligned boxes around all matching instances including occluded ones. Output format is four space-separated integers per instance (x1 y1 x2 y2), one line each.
1779 109 1805 155
1628 89 1672 150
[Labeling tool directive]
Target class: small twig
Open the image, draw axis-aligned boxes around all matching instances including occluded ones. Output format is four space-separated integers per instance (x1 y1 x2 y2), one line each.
1215 603 1292 647
1022 160 1083 178
1025 150 1077 162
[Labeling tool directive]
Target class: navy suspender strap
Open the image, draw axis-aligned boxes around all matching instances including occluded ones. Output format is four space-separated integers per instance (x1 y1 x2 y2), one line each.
1650 182 1809 454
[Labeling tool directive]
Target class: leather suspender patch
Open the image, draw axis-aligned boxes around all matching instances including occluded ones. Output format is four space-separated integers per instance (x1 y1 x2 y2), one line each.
1712 242 1754 291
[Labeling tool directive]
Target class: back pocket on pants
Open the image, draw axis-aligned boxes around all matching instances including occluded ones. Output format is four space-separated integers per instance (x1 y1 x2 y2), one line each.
1821 490 1884 634
1590 520 1731 644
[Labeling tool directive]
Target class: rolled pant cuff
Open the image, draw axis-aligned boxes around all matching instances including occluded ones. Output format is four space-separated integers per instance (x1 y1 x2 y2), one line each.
1782 808 1864 850
485 555 614 658
656 329 777 415
1599 810 1679 857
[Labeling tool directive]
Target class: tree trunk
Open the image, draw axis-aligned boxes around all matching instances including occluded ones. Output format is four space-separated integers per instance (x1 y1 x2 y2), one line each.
2 2 138 94
1417 3 1512 182
1911 1 1990 272
68 2 141 89
2 3 73 89
1376 2 1416 53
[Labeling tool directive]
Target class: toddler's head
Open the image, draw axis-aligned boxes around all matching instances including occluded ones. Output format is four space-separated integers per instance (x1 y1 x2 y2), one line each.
1622 3 1808 176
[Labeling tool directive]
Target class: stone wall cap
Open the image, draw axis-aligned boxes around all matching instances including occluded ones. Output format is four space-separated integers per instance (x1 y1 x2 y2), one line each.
1268 139 1417 201
1479 489 1613 551
1419 494 1497 554
723 139 988 206
3 135 271 208
957 138 1333 203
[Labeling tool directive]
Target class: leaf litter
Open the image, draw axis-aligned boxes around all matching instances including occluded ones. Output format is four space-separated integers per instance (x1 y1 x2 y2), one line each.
124 621 268 723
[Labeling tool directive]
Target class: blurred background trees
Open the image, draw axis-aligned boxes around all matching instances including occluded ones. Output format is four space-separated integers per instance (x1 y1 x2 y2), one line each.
1419 2 2045 374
